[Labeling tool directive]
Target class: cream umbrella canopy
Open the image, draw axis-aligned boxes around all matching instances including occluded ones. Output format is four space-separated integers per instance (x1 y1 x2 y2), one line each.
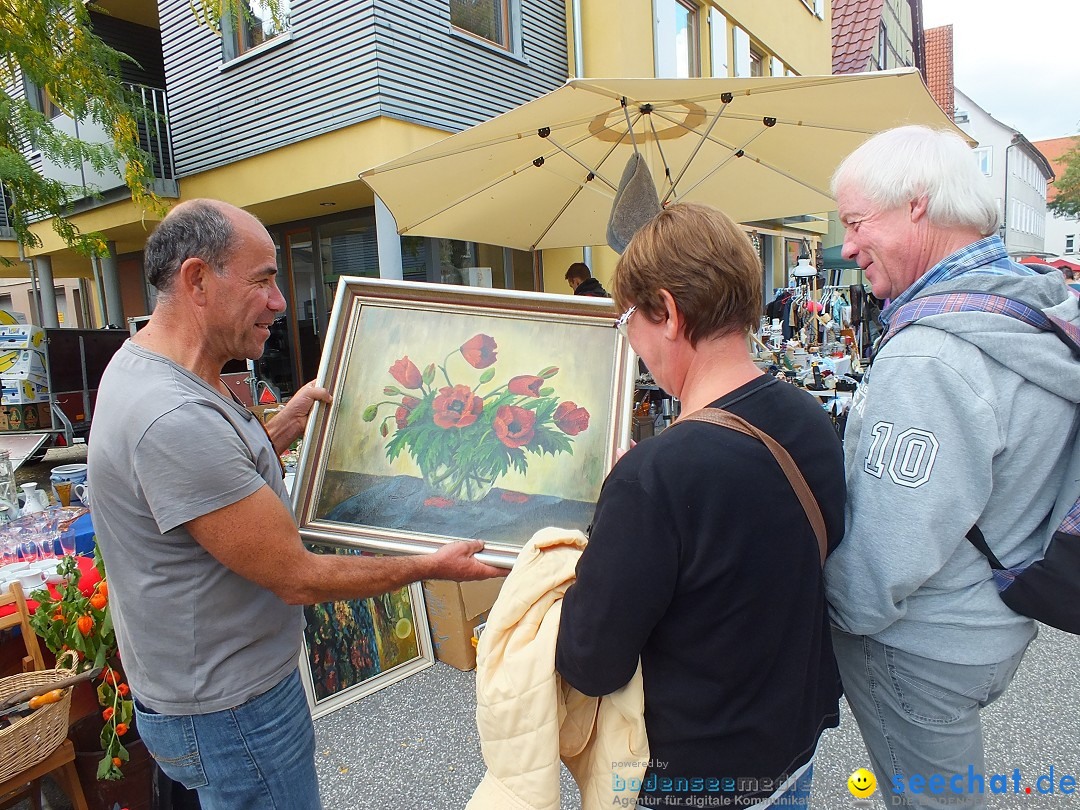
361 68 967 252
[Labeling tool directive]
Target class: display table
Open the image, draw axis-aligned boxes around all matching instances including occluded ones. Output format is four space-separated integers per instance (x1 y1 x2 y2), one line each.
0 556 101 619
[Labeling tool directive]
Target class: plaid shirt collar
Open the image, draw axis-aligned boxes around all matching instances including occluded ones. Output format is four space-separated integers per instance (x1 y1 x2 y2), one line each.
880 236 1034 333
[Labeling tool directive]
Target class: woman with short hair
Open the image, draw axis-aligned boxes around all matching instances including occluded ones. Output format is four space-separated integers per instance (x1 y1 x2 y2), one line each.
556 202 846 809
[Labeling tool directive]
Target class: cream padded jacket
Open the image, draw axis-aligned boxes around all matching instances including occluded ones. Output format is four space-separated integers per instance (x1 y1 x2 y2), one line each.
467 527 649 810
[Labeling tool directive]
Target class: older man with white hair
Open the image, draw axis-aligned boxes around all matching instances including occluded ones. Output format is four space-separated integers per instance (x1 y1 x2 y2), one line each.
824 126 1080 809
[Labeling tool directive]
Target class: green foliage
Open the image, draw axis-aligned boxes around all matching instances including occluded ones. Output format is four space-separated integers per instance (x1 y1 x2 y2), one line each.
0 0 165 258
1047 137 1080 220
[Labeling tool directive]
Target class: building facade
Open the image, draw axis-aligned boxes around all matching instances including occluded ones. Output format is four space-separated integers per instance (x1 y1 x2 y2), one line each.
4 0 834 395
953 89 1053 259
1033 136 1080 260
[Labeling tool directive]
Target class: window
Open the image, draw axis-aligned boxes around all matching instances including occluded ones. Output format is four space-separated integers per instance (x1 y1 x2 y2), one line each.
876 23 888 69
226 0 291 59
451 0 512 50
974 146 992 177
23 77 62 119
749 45 764 77
655 0 700 78
1067 235 1076 254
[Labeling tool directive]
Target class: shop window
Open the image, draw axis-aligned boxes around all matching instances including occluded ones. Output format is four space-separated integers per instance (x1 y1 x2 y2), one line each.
450 0 513 50
655 0 700 78
223 0 291 60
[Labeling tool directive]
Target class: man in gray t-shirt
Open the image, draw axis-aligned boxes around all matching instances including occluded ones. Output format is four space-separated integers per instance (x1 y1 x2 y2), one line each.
89 199 500 809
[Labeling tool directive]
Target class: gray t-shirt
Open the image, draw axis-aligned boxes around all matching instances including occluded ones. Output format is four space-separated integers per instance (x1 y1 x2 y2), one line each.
88 341 303 714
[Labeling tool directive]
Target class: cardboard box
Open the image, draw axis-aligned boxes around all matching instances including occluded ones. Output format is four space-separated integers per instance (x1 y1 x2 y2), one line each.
3 349 49 386
1 379 49 405
0 403 51 431
422 576 506 671
248 404 283 425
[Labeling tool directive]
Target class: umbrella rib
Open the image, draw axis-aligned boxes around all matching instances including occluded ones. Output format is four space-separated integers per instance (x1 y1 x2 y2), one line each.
661 100 730 206
544 135 619 191
675 126 834 202
646 115 676 199
364 106 634 175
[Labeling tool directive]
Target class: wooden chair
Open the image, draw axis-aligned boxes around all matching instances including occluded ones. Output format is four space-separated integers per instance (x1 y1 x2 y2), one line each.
0 582 89 810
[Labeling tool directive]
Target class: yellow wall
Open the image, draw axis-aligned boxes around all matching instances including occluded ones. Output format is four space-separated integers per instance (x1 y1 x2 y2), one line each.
719 1 832 75
26 117 450 264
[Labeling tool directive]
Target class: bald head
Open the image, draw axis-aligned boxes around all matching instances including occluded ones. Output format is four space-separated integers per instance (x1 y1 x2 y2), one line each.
145 199 263 294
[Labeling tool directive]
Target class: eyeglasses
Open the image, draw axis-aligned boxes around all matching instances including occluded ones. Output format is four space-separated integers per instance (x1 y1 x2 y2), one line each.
614 306 636 337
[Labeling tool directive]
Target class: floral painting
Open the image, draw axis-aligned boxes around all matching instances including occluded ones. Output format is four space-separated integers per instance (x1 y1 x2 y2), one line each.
298 543 433 718
360 334 592 503
293 280 633 566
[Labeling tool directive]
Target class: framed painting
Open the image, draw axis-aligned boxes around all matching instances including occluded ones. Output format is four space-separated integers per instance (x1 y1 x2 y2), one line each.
298 542 434 719
293 277 634 567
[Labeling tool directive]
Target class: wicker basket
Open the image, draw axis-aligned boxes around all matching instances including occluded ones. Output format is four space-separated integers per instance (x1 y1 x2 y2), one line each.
0 652 78 783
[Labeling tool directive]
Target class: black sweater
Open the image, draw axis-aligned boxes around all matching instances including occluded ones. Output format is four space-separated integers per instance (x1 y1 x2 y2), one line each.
556 375 845 805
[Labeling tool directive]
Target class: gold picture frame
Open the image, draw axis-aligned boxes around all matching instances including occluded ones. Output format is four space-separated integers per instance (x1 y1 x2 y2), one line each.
292 277 634 568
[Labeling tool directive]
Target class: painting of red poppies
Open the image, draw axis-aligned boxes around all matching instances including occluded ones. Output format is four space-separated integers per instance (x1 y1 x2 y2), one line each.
292 278 635 567
298 543 433 719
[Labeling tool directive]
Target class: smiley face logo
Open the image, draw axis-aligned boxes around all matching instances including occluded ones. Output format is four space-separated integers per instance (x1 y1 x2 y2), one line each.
847 768 877 797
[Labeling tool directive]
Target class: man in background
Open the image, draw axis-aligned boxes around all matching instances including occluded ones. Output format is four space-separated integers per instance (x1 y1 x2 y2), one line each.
565 261 609 297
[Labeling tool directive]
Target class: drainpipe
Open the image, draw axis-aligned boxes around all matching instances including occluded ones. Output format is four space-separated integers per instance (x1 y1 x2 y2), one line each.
1001 137 1018 255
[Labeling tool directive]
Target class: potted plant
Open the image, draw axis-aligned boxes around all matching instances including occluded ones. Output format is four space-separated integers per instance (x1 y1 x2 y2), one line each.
26 545 164 810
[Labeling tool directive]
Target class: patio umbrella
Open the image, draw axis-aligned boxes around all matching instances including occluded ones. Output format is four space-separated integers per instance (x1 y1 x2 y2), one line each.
361 68 965 252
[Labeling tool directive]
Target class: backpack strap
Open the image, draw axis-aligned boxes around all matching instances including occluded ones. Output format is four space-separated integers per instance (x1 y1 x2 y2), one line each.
878 290 1080 570
879 291 1080 358
678 407 828 566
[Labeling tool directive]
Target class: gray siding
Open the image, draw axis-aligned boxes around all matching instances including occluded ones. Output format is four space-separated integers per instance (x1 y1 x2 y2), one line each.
374 0 568 130
159 0 381 176
158 0 567 177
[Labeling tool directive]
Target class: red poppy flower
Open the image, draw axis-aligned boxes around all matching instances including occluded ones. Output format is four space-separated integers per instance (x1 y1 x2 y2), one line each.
554 401 590 435
432 385 484 428
494 405 536 448
460 334 497 369
507 375 544 397
424 496 456 508
389 356 423 389
395 396 421 429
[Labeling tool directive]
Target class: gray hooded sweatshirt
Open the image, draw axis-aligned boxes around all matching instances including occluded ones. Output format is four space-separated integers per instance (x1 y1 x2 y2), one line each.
826 270 1080 665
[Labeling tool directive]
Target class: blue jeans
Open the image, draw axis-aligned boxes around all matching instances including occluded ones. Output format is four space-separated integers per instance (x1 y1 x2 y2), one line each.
832 629 1028 809
133 668 321 810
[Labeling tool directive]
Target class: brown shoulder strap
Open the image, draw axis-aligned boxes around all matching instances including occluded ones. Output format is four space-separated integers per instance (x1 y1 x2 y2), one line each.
678 407 828 566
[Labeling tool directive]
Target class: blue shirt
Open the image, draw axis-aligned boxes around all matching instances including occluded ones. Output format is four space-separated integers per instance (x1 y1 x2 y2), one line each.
880 236 1036 334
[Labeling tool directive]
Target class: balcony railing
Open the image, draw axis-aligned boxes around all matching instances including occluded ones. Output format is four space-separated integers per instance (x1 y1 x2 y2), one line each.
127 83 176 185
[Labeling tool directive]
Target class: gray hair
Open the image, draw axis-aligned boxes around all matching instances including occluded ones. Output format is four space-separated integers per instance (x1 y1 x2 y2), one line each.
831 125 1001 236
144 200 235 292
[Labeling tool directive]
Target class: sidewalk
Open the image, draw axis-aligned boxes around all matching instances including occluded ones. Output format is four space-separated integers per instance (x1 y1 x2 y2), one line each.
13 622 1080 809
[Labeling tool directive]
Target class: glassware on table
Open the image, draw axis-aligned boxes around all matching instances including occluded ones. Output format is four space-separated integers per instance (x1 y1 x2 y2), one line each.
1 535 16 567
36 532 56 560
58 527 77 558
18 534 39 564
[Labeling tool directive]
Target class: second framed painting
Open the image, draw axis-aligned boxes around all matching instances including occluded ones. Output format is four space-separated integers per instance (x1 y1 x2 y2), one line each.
298 543 434 719
293 277 634 567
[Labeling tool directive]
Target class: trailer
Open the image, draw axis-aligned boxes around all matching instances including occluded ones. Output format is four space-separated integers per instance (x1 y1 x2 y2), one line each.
0 324 128 468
